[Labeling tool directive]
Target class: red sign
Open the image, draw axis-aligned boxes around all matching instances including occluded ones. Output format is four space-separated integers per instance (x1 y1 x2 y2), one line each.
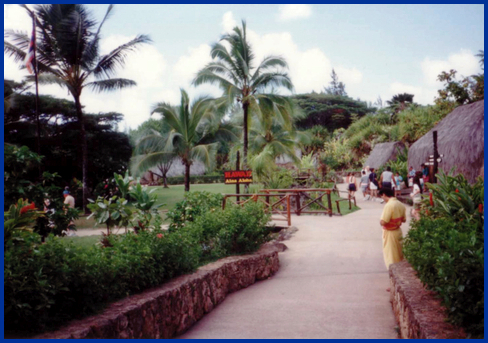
224 170 253 184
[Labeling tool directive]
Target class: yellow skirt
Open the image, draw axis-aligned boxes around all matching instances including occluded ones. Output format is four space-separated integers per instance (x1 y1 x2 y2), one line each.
382 228 403 270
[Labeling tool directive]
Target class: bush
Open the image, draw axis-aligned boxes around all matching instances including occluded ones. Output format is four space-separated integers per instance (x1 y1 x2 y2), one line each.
403 217 483 336
403 171 484 337
166 191 224 231
260 168 294 189
181 202 271 261
4 228 201 332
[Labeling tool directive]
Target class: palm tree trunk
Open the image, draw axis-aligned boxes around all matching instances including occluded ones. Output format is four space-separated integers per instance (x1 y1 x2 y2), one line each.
184 162 191 192
242 102 249 193
74 95 89 214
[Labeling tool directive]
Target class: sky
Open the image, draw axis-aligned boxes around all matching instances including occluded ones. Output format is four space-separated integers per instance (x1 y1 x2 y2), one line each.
4 4 485 130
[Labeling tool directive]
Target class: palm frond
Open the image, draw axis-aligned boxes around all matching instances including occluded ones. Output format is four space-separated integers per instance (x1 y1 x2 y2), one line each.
251 72 294 92
130 152 175 177
189 143 219 169
252 56 288 80
86 78 136 92
93 34 152 78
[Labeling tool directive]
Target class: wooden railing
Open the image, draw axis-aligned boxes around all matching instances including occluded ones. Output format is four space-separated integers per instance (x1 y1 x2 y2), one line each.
223 188 347 226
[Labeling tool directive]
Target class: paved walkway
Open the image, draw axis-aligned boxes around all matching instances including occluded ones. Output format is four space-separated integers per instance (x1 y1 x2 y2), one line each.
180 187 412 339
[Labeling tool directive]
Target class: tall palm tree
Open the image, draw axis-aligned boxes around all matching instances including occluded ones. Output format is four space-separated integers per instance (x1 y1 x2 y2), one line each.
386 93 414 114
193 21 294 176
150 89 238 192
4 4 151 211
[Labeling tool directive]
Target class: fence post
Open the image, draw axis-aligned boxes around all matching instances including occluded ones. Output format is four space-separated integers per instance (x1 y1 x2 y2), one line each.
296 193 301 216
327 191 332 217
222 196 226 210
287 194 291 226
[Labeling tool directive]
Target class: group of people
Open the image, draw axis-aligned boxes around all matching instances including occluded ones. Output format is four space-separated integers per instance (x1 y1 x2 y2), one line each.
346 166 404 203
345 164 432 284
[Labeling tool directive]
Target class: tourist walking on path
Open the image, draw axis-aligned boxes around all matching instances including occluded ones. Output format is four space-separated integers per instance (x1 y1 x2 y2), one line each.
379 188 406 274
347 172 357 199
410 173 423 220
393 172 403 196
368 168 379 201
380 166 394 190
63 188 76 236
407 166 416 187
360 170 370 199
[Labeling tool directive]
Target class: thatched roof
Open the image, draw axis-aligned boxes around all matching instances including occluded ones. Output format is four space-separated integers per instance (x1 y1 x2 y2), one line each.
408 100 484 183
365 141 406 169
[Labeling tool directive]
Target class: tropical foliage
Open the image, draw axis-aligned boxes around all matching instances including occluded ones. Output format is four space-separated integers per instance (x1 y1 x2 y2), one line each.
404 172 484 337
5 4 150 210
193 21 294 171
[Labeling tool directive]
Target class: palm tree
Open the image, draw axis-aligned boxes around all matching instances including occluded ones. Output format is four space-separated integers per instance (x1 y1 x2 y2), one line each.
130 122 176 188
193 21 294 177
150 89 238 192
386 93 414 114
4 4 151 211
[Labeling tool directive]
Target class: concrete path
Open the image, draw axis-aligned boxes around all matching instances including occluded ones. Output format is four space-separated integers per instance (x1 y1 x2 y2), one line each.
179 187 412 339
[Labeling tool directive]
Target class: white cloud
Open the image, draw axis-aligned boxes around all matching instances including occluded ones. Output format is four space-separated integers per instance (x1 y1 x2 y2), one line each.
421 49 481 87
221 11 237 33
278 4 312 21
173 44 212 85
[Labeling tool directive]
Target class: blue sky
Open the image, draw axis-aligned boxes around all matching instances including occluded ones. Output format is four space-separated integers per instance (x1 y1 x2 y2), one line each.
4 4 484 129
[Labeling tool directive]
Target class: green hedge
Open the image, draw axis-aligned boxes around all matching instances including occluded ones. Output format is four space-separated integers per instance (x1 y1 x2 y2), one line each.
165 175 224 185
4 202 270 332
403 172 484 337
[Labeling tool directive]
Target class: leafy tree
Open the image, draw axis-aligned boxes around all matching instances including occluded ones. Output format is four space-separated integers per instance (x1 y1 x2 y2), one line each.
193 21 294 177
151 89 236 192
293 93 375 130
5 90 132 198
323 69 347 96
4 4 151 212
435 50 484 106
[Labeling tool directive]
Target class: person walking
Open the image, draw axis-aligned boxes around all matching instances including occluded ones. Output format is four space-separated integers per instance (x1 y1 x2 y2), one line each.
410 172 423 220
379 188 406 279
368 168 379 201
393 172 403 196
360 170 370 200
63 188 76 236
408 166 416 187
380 166 394 190
347 172 358 199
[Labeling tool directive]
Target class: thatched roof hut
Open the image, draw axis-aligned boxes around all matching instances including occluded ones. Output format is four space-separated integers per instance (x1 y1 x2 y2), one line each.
408 100 484 183
365 141 406 169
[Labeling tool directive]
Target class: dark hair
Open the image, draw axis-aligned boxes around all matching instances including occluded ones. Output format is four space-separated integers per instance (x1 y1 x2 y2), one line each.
379 188 394 197
386 166 391 171
370 168 375 172
362 170 366 175
413 173 423 194
421 163 425 168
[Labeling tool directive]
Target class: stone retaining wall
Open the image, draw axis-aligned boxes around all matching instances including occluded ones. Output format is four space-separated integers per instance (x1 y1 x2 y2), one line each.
389 261 466 339
35 243 285 339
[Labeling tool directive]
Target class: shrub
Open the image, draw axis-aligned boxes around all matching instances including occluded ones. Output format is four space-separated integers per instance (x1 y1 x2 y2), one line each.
182 202 271 261
260 168 294 190
166 191 224 231
4 228 201 332
403 171 484 337
403 217 483 336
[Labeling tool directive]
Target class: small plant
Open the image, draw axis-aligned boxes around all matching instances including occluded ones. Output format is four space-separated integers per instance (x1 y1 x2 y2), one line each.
4 199 39 245
166 191 224 231
87 196 134 235
113 171 132 199
129 183 165 232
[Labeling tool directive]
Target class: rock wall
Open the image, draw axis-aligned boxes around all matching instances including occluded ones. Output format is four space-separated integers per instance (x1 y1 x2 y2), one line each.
35 243 284 339
389 261 466 339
